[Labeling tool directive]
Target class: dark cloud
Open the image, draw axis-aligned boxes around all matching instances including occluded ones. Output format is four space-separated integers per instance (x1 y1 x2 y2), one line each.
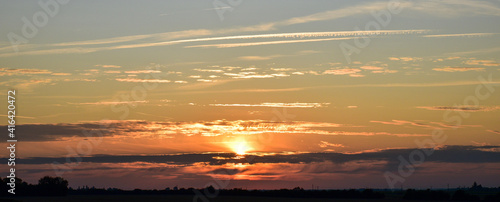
11 145 500 167
417 106 500 112
3 119 346 142
6 122 115 141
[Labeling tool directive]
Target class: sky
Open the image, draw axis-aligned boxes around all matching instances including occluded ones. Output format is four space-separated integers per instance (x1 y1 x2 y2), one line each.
0 0 500 190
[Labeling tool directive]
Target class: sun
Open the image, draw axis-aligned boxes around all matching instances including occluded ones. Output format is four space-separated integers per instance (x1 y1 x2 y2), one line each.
232 141 251 155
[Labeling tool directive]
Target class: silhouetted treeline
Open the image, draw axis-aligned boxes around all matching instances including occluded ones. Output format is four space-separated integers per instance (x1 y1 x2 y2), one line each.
402 188 500 201
217 187 385 199
403 189 450 200
0 176 68 196
66 185 384 199
2 177 500 201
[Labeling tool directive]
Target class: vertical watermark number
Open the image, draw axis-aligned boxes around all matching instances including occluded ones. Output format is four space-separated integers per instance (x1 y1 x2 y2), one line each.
6 90 17 194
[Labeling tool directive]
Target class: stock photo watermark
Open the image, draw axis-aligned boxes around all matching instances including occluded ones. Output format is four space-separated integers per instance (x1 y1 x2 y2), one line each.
7 0 70 52
384 74 500 189
6 90 17 194
339 0 404 63
51 65 163 177
212 0 243 21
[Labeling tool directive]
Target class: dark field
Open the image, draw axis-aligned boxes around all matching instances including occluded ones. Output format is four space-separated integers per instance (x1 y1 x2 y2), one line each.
0 195 439 202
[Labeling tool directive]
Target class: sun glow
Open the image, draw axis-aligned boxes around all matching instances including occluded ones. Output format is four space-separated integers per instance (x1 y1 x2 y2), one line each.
231 141 252 155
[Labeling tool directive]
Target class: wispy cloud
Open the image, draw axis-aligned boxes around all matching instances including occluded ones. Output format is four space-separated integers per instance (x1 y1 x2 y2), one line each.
124 70 162 74
371 120 447 129
115 78 171 83
209 103 330 108
417 106 500 112
186 37 353 48
464 59 500 67
223 72 289 79
371 119 482 129
487 130 500 135
4 0 499 57
319 141 345 148
422 33 497 38
186 30 428 49
0 68 52 76
432 67 485 72
388 57 423 62
95 64 122 68
325 80 500 88
15 79 53 90
323 68 363 77
448 47 500 56
360 66 384 70
0 29 429 57
409 0 500 17
71 101 149 106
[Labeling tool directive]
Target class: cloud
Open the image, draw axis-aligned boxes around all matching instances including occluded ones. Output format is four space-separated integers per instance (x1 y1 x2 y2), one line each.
0 115 36 119
95 64 122 68
487 130 500 135
104 70 121 74
11 145 500 166
16 79 53 89
417 106 500 112
0 68 52 76
223 72 289 79
448 47 500 56
238 50 319 61
51 73 72 76
324 80 500 88
360 66 384 70
193 68 224 73
4 0 499 57
278 1 391 26
63 78 97 82
71 101 148 106
238 56 275 61
186 37 354 48
7 120 346 141
432 67 485 72
319 141 345 148
323 68 362 77
209 103 330 108
371 119 482 130
408 0 500 17
186 30 428 49
8 119 439 146
422 33 496 38
464 59 500 67
3 1 418 54
371 120 438 129
124 70 162 74
323 131 430 137
388 57 423 62
115 78 171 83
1 29 428 56
370 69 398 74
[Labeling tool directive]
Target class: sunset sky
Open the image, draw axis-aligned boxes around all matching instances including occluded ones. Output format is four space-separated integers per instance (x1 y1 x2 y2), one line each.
1 0 500 190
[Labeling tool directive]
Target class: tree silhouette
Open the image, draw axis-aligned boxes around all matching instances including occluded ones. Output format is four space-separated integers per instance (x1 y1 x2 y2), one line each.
37 176 69 196
451 189 480 201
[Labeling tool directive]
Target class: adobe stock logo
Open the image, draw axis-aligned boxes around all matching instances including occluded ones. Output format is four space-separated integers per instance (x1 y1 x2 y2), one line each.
384 74 499 189
7 0 70 52
339 0 404 63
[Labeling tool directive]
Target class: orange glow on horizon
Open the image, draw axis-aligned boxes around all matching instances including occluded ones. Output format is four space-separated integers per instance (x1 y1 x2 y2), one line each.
229 139 253 155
